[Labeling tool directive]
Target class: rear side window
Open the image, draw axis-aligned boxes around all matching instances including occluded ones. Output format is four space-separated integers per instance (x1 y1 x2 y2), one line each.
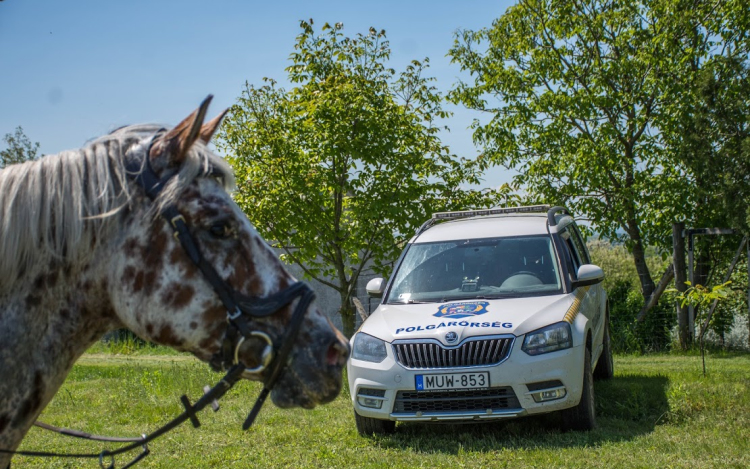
569 225 591 264
560 226 588 275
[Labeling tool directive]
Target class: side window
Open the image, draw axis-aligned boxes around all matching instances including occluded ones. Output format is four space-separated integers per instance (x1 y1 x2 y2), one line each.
569 225 591 265
560 228 582 273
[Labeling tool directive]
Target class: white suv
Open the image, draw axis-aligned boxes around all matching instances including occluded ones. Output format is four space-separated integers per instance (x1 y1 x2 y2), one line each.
348 205 613 435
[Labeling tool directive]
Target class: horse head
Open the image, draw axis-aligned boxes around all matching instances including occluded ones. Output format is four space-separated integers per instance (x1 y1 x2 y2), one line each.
108 96 349 409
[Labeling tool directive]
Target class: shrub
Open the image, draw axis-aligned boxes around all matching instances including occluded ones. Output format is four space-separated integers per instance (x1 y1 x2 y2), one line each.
609 280 675 353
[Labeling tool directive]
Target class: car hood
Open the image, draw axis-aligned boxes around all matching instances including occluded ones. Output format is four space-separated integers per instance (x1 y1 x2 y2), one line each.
360 294 576 344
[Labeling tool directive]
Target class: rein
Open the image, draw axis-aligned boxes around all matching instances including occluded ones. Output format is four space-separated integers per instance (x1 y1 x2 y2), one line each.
0 134 315 468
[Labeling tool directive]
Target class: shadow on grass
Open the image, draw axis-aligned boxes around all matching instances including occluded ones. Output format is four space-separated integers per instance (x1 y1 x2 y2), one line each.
372 374 670 453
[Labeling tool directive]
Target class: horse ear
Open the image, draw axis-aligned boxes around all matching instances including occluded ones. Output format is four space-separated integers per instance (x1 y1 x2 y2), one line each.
199 108 229 143
149 95 213 168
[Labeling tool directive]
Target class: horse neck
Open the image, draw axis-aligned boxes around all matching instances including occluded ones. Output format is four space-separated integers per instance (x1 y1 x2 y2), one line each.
0 257 122 456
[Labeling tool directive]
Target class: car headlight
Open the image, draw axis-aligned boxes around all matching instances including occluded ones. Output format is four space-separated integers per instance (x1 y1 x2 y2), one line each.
522 322 572 356
351 333 388 363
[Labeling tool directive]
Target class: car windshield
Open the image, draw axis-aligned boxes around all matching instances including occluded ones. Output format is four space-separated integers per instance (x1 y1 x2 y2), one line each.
385 235 563 304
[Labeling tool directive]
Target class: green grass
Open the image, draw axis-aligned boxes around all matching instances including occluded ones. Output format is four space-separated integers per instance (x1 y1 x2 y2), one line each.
13 351 750 468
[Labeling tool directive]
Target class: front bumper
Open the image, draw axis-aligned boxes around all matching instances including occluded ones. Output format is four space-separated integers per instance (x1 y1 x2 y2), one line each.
348 337 585 422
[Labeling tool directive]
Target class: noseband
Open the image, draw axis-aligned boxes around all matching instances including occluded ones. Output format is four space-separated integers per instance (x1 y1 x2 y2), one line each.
124 135 315 426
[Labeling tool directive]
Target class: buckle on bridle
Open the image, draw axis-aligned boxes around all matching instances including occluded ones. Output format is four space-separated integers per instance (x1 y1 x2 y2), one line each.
170 214 186 228
234 331 274 374
227 307 242 322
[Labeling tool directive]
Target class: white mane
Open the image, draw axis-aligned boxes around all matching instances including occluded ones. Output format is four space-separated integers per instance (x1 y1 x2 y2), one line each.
0 124 234 294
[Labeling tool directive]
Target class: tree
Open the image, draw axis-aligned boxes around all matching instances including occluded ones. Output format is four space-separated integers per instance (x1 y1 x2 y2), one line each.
219 21 503 336
668 57 750 233
1 126 40 168
448 0 749 305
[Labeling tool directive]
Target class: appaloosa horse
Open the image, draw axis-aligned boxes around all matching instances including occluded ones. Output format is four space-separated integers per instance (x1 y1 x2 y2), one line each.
0 97 349 467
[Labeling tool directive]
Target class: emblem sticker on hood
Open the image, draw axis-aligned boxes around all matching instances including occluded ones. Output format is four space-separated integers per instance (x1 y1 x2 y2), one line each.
434 301 489 319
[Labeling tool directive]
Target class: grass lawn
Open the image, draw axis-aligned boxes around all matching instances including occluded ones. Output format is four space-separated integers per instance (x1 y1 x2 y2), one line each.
12 351 750 468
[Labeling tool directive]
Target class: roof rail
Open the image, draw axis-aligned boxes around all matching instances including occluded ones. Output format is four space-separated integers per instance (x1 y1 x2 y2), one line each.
431 204 551 221
416 205 551 236
547 206 571 226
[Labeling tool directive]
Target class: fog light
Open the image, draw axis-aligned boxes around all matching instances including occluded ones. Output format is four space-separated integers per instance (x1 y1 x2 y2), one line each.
529 387 567 403
357 388 386 409
357 395 384 409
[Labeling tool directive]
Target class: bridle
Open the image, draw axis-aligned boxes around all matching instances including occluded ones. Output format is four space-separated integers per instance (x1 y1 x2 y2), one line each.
126 132 314 380
0 132 316 468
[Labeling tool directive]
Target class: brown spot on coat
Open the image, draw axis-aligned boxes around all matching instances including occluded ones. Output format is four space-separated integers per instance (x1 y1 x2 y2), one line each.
142 229 168 270
133 271 145 293
123 237 140 257
143 271 158 295
155 324 182 347
169 247 198 279
122 265 136 285
202 305 225 324
161 283 195 309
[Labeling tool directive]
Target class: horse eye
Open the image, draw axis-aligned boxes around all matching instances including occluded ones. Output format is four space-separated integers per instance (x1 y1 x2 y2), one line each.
209 222 231 238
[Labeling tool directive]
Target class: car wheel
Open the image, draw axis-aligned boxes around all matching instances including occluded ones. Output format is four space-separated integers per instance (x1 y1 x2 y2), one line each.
594 313 614 380
561 348 596 432
354 410 396 436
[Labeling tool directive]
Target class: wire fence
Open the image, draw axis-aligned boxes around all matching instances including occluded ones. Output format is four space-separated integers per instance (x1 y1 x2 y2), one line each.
689 231 749 350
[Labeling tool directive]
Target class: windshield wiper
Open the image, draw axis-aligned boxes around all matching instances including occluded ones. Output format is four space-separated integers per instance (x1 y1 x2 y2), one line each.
439 296 472 302
480 293 525 299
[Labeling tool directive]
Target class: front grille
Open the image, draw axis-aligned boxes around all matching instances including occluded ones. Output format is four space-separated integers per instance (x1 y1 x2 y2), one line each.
393 337 513 369
394 387 520 413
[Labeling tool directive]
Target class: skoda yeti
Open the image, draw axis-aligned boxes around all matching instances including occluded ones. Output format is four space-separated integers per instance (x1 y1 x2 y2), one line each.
347 205 613 434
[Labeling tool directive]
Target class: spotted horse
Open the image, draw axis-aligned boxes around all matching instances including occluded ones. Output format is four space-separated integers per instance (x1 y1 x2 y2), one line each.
0 96 350 468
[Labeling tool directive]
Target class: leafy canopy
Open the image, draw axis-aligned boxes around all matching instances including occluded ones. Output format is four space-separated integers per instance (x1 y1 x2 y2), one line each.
448 0 749 298
219 21 503 330
1 126 40 168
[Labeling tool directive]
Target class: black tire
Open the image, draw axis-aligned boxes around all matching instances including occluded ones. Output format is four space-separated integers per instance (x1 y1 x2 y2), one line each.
561 348 596 432
593 313 614 380
354 410 395 436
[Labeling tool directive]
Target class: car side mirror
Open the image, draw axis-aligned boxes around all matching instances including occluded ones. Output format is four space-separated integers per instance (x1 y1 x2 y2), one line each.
573 264 604 288
366 278 385 298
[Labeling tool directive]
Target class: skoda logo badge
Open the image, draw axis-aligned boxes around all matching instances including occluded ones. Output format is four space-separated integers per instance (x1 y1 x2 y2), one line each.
445 332 458 344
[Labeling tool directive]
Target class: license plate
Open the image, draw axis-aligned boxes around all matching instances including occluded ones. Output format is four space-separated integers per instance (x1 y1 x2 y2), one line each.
415 372 490 391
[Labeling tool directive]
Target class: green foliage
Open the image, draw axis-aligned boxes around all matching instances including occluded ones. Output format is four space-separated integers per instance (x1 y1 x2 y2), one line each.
609 280 675 353
448 0 750 299
670 281 733 309
668 279 744 347
588 239 670 294
0 126 40 168
89 330 179 356
219 21 504 334
663 46 750 234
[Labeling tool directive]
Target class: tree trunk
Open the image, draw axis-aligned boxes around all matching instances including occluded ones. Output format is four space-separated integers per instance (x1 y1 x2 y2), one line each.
673 222 691 349
339 300 357 339
626 217 656 299
637 264 674 322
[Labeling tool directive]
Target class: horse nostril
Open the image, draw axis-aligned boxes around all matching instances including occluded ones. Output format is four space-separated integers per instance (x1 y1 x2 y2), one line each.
325 340 349 367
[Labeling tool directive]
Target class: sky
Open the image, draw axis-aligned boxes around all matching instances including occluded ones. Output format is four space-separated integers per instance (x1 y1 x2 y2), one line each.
0 0 517 188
